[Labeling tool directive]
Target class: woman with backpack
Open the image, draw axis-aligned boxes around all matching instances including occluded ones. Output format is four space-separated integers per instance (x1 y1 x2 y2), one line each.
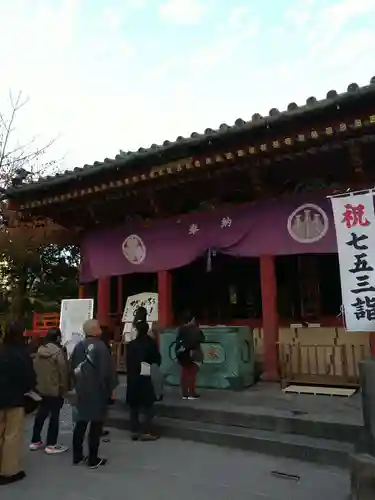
29 327 69 454
175 313 205 400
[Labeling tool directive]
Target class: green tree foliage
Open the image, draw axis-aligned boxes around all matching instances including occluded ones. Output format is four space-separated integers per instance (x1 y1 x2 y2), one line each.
32 244 80 309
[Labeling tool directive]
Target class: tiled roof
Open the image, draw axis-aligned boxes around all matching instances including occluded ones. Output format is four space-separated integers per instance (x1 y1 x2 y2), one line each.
7 77 375 196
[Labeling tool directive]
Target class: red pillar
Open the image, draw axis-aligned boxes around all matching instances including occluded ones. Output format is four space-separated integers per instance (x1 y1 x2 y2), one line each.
260 255 279 381
78 285 85 299
8 199 19 210
117 276 123 317
370 334 375 357
97 277 110 326
158 271 173 328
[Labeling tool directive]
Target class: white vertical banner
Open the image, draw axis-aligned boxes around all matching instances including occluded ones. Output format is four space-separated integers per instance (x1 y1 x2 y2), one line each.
60 298 94 356
331 193 375 331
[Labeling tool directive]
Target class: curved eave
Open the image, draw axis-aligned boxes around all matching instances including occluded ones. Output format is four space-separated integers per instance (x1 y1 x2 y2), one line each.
6 80 375 198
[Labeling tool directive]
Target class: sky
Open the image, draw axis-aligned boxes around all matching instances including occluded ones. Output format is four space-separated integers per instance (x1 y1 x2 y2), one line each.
0 0 374 171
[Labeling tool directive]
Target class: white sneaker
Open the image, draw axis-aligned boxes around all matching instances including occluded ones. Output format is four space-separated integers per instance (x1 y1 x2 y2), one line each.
45 444 68 455
30 441 44 451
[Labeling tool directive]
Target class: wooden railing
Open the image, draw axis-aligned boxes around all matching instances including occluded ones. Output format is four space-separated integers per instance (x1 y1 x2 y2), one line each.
25 312 60 337
277 343 370 387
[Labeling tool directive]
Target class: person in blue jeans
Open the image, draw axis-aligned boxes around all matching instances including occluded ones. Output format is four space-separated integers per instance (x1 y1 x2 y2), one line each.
30 328 69 455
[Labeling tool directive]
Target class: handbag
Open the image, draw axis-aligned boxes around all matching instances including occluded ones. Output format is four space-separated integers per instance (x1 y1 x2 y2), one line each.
191 347 204 363
24 390 42 415
150 364 164 401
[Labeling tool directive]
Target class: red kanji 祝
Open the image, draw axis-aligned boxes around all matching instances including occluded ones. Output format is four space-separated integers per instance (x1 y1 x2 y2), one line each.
342 203 370 229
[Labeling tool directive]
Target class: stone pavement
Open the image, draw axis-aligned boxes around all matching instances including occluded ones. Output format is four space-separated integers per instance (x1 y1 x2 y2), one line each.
1 406 349 500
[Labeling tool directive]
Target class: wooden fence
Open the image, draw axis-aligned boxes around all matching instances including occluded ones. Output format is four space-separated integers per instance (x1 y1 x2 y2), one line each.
277 342 369 387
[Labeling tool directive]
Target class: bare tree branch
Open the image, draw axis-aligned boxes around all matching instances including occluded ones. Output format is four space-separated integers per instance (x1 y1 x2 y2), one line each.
0 90 59 186
0 89 67 319
0 93 20 173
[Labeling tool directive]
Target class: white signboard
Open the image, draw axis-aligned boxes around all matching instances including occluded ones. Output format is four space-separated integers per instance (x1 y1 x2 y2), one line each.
60 298 94 356
122 292 158 323
122 292 158 343
331 193 375 331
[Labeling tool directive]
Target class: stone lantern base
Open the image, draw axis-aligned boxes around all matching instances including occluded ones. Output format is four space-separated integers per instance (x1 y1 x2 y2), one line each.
350 453 375 499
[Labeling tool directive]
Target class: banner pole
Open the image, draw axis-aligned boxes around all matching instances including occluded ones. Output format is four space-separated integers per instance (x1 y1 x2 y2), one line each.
327 187 375 199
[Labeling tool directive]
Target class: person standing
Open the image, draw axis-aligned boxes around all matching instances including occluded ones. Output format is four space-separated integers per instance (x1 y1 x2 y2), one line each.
30 327 69 454
133 306 148 326
0 321 36 485
126 319 161 441
175 314 205 400
99 325 118 439
70 319 118 469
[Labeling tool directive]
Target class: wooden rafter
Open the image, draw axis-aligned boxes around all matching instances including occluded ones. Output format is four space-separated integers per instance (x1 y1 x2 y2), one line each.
11 113 375 211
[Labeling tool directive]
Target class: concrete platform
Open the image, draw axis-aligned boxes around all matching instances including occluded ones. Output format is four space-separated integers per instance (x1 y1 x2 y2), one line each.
110 381 363 468
115 379 362 426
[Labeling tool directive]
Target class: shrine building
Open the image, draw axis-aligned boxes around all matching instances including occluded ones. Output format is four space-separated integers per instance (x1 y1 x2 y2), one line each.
6 77 375 386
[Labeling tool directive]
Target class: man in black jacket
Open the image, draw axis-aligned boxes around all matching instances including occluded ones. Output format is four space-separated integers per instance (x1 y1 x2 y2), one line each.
99 326 116 440
0 322 36 485
126 319 161 441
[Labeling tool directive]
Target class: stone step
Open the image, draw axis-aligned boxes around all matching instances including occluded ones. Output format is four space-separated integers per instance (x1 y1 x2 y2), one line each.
154 402 361 444
107 409 354 468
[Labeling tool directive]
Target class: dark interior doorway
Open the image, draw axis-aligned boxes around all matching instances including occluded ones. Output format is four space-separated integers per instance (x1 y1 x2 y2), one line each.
172 254 262 324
